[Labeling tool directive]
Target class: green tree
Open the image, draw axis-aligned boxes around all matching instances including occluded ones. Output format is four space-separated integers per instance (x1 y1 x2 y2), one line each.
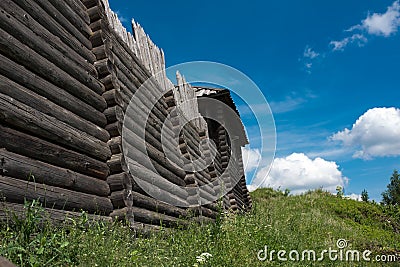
361 189 369 202
382 170 400 206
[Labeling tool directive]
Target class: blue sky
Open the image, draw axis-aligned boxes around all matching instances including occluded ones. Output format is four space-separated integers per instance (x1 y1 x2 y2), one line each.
109 0 400 201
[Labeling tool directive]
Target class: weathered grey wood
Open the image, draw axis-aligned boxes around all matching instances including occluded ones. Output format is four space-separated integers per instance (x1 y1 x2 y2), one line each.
104 105 124 124
130 206 187 228
0 1 96 76
0 93 111 161
0 28 106 111
107 153 124 174
126 158 188 201
0 54 106 127
0 176 113 214
122 128 185 178
0 9 104 95
11 0 95 63
123 139 185 187
110 190 129 209
0 74 109 142
64 0 90 24
106 172 147 195
33 0 92 48
0 125 109 180
48 0 92 37
87 5 102 23
0 202 112 226
82 0 98 9
0 149 109 197
108 136 122 154
129 191 188 218
93 45 107 60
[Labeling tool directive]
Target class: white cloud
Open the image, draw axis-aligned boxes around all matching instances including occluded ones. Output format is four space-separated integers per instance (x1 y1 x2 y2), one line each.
242 147 261 173
255 153 348 195
330 34 367 51
302 46 320 73
331 107 400 159
330 1 400 52
269 96 306 114
362 0 400 37
303 47 319 59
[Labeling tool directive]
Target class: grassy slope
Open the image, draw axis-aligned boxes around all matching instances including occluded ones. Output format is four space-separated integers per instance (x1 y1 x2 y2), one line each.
1 189 400 266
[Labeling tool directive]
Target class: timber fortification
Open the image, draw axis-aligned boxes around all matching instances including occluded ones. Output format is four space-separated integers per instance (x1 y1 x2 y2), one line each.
0 0 251 229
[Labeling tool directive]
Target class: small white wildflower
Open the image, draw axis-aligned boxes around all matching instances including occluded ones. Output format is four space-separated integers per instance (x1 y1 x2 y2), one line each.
196 252 213 264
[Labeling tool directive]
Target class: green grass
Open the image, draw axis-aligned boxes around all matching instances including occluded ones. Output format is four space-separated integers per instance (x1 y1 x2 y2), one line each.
1 189 400 266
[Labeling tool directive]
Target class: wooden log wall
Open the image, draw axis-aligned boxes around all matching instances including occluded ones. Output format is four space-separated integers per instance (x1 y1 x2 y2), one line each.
0 0 113 218
0 0 251 226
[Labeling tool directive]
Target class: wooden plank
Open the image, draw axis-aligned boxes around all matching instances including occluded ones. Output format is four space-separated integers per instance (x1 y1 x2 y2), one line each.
11 0 95 63
0 149 109 196
0 1 96 76
0 8 104 95
0 28 106 111
0 93 111 161
0 54 106 127
0 74 109 142
0 125 109 180
0 176 113 214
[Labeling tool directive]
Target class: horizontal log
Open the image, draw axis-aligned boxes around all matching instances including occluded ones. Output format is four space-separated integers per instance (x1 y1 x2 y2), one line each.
0 7 104 95
130 191 188 218
0 93 111 161
0 176 113 214
0 149 110 196
190 206 218 219
33 0 92 48
123 140 185 187
0 28 106 111
0 202 112 226
0 125 109 179
0 1 96 76
63 0 90 24
0 54 106 127
107 172 147 196
0 74 109 142
123 120 185 178
11 0 95 63
130 206 187 228
126 158 188 203
48 0 92 37
191 215 214 224
109 207 165 234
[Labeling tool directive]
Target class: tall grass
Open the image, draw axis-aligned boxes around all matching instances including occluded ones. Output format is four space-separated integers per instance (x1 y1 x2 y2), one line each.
1 189 399 266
